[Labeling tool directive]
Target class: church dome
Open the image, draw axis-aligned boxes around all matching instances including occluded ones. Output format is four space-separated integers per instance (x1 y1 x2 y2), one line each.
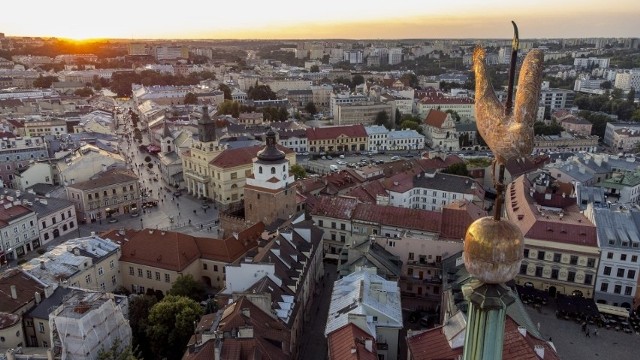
257 129 285 162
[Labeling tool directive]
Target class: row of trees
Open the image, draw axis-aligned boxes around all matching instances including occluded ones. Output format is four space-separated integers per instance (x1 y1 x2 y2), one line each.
574 89 638 121
109 70 216 97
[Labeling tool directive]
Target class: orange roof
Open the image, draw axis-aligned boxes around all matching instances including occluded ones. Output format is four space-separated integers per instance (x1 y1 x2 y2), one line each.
306 124 367 141
210 144 293 169
217 297 291 360
0 269 46 313
407 317 560 360
103 226 262 271
423 109 449 128
327 323 377 360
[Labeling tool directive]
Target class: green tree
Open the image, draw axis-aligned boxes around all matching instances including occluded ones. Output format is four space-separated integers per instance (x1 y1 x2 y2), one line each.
218 83 232 100
97 338 140 360
146 295 203 360
600 80 612 90
290 164 307 180
304 102 317 115
399 120 421 131
352 74 365 89
33 75 58 88
375 111 390 129
183 92 198 105
533 121 563 136
442 162 469 176
167 274 206 301
395 109 402 127
399 73 419 88
627 88 636 103
128 295 158 360
74 87 94 97
445 109 461 122
310 65 320 73
247 84 277 100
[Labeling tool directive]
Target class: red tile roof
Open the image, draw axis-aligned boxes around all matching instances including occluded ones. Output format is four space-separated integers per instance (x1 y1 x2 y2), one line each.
308 195 360 220
216 297 291 360
103 225 262 271
505 176 597 247
327 323 377 360
352 203 441 233
0 203 33 225
440 200 487 240
210 144 293 169
407 317 560 360
306 124 367 141
0 269 46 314
67 168 138 191
423 109 449 128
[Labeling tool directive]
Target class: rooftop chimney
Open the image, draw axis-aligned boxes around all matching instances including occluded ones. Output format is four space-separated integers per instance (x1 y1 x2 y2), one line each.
10 285 17 299
241 308 250 317
364 339 373 352
35 291 42 304
534 344 545 359
40 260 45 270
517 326 527 337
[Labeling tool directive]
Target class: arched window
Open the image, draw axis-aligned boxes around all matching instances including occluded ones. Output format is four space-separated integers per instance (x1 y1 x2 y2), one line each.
283 165 286 172
271 167 276 174
259 166 263 174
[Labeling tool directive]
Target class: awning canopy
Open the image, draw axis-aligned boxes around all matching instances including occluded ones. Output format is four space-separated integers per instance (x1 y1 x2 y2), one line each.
596 303 630 318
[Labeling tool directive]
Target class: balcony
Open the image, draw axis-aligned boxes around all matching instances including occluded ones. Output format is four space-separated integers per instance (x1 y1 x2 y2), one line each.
184 170 210 183
407 260 441 269
402 275 442 285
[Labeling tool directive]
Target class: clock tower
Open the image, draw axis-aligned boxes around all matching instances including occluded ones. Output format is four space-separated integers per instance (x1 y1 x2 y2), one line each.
244 129 296 225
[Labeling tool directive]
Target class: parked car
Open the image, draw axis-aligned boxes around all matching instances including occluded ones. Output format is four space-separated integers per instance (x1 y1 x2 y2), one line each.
391 156 400 160
173 191 182 197
107 218 118 223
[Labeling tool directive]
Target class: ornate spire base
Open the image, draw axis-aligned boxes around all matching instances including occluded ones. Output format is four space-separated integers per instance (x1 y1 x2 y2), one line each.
462 280 515 360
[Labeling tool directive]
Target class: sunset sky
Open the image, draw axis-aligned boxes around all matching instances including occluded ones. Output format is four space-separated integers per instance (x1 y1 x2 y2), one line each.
3 0 639 40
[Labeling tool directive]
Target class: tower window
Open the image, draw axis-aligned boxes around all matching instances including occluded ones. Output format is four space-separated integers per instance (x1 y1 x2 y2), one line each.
271 167 276 174
283 165 286 172
259 166 263 174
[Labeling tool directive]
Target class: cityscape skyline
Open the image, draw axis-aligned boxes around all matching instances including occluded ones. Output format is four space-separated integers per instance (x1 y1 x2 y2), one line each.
3 0 639 40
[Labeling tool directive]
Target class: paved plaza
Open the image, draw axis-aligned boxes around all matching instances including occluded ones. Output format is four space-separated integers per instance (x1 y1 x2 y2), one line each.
525 301 639 360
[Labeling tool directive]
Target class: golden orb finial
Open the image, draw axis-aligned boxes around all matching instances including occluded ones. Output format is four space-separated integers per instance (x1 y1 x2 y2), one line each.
463 216 524 284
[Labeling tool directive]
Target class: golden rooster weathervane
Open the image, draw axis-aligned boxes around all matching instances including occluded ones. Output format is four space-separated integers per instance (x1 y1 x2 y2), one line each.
474 21 544 220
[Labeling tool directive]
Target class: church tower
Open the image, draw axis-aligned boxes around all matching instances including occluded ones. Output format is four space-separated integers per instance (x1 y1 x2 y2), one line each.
244 129 296 226
160 120 173 154
197 105 217 144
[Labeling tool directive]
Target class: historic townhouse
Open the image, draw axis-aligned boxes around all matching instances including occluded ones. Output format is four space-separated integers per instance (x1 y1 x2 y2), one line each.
506 175 599 298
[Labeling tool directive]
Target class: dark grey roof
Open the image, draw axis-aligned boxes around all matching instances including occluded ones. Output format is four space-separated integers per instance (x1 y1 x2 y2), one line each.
576 185 606 211
412 172 478 194
593 207 640 249
26 286 72 320
454 122 477 132
2 188 73 217
26 183 61 196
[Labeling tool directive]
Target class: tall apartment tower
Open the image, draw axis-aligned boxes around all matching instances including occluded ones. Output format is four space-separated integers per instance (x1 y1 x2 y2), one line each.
244 129 296 226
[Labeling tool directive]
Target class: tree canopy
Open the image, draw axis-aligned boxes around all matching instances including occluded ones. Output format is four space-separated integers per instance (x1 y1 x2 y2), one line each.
247 84 277 100
183 92 198 105
97 338 140 360
533 121 563 136
146 295 203 360
290 164 307 180
442 162 469 176
374 110 391 129
33 75 58 88
167 274 206 301
304 101 318 115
